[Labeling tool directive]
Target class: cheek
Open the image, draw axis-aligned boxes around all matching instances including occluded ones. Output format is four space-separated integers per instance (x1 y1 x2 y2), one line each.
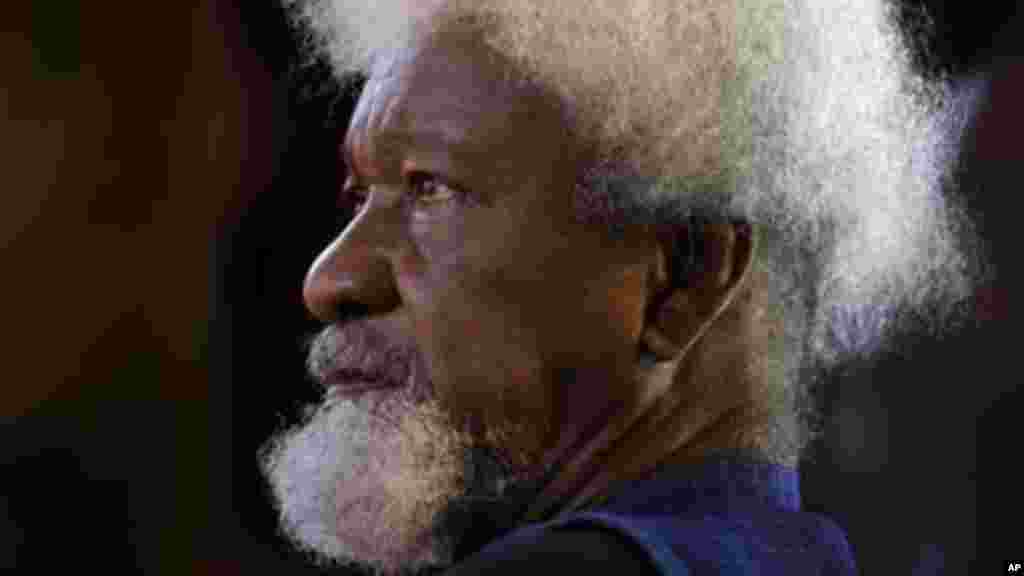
394 207 575 443
429 281 542 386
546 262 650 364
409 270 554 441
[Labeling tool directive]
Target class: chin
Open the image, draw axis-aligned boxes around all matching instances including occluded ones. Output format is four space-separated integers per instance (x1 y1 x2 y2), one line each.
260 387 537 576
259 388 467 575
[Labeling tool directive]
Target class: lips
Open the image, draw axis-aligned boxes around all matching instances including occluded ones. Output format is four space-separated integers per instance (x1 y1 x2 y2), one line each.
323 368 405 400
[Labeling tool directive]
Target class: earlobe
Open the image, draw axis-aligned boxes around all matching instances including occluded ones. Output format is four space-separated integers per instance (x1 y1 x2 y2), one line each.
638 220 758 364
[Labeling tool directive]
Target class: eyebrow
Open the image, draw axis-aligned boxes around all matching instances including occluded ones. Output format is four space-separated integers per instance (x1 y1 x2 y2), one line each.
342 128 475 181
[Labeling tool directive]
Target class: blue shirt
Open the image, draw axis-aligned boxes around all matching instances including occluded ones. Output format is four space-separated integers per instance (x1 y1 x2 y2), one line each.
461 454 858 575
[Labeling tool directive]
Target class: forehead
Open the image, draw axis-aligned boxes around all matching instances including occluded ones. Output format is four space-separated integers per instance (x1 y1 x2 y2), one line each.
345 28 570 172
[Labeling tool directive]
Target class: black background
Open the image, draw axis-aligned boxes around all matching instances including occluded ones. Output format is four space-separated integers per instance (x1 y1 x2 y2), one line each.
2 2 1021 573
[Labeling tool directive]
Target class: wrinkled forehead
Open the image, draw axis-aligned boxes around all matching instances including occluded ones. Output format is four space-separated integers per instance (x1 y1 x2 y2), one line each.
347 23 578 171
360 22 546 120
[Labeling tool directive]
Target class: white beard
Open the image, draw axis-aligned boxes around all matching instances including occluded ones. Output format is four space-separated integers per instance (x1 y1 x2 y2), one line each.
260 391 472 575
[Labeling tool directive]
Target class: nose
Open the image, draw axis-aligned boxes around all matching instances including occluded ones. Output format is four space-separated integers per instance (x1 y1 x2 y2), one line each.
302 208 402 323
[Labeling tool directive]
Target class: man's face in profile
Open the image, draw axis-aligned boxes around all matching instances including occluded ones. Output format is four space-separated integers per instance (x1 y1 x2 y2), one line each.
262 25 660 576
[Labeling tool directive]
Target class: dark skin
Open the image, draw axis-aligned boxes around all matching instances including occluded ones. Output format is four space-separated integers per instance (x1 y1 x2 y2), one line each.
302 23 758 570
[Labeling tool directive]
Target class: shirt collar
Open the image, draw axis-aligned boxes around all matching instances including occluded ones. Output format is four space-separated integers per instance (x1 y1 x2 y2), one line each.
589 451 802 515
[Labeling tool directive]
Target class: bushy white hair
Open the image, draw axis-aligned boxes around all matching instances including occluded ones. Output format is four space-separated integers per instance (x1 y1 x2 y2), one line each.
284 0 985 462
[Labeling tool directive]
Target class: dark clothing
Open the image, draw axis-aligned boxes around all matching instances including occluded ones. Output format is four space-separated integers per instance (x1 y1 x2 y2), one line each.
448 455 857 575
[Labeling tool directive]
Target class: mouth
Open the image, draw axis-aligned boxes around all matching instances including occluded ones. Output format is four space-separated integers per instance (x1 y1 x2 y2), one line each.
323 368 406 400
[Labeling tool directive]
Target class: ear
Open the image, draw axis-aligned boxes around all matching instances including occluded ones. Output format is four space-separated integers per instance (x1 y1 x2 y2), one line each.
638 219 758 363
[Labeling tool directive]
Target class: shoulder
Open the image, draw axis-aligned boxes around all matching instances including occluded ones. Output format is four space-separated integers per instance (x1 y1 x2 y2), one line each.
442 525 663 576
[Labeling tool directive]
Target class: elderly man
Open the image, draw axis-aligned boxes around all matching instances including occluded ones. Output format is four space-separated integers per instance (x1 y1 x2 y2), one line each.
261 1 978 574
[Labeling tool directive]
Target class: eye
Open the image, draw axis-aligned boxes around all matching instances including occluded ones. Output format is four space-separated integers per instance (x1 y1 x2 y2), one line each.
408 172 458 206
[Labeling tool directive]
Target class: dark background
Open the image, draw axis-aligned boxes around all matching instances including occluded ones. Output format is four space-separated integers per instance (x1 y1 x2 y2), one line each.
2 2 1020 574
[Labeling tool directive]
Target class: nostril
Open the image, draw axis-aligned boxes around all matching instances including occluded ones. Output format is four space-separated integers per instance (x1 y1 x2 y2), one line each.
302 254 402 323
334 301 373 326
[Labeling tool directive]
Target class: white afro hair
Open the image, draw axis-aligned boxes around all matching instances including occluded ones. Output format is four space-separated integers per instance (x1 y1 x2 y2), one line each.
284 0 986 462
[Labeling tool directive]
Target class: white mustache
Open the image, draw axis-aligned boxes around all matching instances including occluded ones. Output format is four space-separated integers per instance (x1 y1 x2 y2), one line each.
306 322 429 401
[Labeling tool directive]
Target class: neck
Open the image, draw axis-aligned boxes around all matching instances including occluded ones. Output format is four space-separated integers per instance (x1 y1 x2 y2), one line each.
520 344 760 524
